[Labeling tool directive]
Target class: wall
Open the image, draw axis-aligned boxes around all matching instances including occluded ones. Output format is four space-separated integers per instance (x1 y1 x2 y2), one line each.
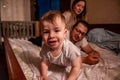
60 0 70 13
0 0 31 21
87 0 120 24
1 0 120 23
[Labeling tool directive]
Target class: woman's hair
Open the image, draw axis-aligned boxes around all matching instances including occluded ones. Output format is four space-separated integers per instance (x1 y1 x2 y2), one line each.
72 20 89 29
71 0 87 20
40 10 67 29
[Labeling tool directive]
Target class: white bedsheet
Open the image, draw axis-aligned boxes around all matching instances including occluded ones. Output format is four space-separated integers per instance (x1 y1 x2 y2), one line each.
9 39 120 80
9 39 41 80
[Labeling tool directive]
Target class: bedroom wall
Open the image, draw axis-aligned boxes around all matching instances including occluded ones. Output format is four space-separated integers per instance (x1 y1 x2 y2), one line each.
0 0 120 23
0 0 31 21
87 0 120 24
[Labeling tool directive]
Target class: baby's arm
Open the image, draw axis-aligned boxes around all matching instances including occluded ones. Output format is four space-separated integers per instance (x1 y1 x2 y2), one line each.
40 60 49 80
67 56 82 80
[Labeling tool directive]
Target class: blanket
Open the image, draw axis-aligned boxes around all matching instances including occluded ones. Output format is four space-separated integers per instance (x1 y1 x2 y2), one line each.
87 28 120 55
9 39 120 80
9 39 41 80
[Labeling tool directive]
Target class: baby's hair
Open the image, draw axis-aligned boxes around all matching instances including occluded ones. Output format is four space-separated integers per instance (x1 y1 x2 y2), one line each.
72 20 89 30
40 10 67 29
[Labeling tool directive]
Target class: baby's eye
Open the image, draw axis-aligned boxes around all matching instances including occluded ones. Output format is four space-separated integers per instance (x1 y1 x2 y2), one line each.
55 29 60 32
43 31 49 34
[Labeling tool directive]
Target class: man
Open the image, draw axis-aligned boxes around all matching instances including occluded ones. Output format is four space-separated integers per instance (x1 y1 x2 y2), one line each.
68 20 100 65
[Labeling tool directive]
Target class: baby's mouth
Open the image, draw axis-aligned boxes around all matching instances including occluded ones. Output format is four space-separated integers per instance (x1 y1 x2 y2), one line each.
48 40 57 46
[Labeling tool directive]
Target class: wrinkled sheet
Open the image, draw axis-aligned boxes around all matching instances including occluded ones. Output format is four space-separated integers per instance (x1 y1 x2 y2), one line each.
9 39 120 80
9 39 41 80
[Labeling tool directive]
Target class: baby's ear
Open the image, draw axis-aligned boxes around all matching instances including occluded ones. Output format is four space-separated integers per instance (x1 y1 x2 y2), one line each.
64 29 68 39
64 29 68 34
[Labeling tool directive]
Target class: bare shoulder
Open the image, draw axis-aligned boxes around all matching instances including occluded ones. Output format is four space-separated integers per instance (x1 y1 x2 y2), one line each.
63 11 72 17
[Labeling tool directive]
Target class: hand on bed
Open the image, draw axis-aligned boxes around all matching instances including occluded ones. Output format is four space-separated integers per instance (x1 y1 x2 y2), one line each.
84 51 100 65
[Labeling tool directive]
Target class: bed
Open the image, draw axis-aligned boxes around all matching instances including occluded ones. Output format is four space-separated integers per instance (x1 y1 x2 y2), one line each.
1 21 41 80
1 22 120 80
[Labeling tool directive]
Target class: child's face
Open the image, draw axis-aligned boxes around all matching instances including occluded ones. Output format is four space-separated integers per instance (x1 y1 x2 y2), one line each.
42 17 67 50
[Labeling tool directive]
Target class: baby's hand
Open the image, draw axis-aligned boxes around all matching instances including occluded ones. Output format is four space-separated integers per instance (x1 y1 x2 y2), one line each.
37 76 42 80
38 76 48 80
37 76 43 80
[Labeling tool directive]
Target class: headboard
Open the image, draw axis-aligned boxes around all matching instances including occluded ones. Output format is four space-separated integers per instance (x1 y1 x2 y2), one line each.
89 24 120 34
0 21 40 45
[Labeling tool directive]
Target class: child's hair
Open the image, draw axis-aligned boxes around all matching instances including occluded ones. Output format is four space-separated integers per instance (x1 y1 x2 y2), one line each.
40 10 67 30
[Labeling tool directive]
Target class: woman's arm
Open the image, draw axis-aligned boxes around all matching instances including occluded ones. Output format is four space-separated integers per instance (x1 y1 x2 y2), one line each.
67 56 82 80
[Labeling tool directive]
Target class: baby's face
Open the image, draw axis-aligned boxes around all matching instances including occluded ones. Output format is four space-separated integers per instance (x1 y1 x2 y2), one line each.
42 17 67 50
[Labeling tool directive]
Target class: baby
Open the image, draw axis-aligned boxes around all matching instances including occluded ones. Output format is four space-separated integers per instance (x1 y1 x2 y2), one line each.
39 10 82 80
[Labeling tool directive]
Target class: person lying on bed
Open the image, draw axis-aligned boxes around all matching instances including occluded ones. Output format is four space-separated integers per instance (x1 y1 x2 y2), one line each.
67 20 100 65
39 10 82 80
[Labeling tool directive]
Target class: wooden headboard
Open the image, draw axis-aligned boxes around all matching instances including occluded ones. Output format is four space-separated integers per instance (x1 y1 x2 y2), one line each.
89 24 120 34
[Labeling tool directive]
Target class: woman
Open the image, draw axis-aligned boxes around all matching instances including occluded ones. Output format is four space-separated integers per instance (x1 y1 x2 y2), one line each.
63 0 87 30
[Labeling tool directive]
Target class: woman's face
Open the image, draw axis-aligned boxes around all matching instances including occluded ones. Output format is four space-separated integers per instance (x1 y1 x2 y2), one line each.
70 23 87 43
73 1 86 15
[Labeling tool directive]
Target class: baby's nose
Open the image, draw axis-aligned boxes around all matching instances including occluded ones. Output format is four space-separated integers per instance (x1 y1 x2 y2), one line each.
49 31 55 37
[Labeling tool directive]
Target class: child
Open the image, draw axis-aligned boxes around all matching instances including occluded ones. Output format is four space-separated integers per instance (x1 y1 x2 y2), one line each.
40 10 82 80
